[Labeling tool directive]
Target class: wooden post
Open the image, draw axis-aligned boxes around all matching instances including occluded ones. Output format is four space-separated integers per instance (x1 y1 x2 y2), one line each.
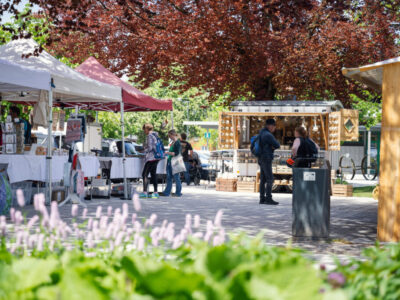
378 63 400 242
319 114 328 150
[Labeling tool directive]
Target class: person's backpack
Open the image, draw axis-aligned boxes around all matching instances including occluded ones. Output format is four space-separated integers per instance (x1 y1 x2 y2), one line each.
152 134 165 160
250 134 262 157
297 137 318 162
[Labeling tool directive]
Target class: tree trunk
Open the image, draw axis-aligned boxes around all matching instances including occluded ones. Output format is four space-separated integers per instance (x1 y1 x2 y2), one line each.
253 77 276 100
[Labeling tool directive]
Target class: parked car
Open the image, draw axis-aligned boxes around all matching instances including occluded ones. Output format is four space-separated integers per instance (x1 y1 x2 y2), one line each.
101 139 143 156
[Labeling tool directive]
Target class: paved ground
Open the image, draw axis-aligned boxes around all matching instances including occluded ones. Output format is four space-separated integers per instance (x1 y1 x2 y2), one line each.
22 181 378 265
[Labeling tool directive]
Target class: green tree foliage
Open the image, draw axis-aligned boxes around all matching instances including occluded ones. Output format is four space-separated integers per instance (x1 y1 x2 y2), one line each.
99 80 218 145
350 92 382 130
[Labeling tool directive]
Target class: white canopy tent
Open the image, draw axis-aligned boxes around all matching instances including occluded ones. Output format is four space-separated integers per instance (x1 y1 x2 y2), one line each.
0 58 51 92
0 39 122 203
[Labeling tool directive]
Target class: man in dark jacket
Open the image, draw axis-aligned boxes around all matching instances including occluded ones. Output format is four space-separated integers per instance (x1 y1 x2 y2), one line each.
258 119 280 205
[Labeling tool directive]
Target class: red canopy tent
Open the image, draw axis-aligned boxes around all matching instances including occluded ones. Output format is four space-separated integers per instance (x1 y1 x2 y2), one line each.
76 57 172 199
76 57 172 112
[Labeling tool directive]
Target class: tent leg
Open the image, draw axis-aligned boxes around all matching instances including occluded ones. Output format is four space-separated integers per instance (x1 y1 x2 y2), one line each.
46 87 53 205
120 102 129 199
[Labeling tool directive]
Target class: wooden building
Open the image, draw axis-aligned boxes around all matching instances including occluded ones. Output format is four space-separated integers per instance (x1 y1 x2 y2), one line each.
343 58 400 242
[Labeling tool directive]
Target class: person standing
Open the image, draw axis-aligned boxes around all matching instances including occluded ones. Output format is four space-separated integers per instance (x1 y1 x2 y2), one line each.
291 126 319 168
160 129 182 197
140 124 161 198
180 132 193 185
10 106 31 144
258 119 280 205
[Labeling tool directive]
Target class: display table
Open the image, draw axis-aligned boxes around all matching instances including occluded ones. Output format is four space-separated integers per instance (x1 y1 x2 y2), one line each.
0 155 68 184
78 156 100 178
99 157 167 179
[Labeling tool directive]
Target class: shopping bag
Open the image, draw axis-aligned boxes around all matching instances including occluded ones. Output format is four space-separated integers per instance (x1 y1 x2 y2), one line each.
171 154 186 175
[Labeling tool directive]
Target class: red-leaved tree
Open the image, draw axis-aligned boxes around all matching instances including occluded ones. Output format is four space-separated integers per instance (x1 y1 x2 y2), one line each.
1 0 399 105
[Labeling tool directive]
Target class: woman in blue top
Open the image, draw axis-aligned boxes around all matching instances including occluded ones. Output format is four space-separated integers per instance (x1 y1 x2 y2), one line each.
160 129 182 197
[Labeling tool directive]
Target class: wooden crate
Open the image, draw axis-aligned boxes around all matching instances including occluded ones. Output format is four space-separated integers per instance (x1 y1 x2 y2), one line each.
216 178 237 192
237 181 256 193
332 184 353 197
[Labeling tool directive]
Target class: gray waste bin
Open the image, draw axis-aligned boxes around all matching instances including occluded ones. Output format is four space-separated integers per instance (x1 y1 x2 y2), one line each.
292 161 331 238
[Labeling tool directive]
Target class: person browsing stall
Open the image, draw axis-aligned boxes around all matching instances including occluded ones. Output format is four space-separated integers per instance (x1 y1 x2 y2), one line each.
291 126 319 168
10 106 31 144
258 119 280 205
160 129 182 197
140 124 161 198
180 132 193 185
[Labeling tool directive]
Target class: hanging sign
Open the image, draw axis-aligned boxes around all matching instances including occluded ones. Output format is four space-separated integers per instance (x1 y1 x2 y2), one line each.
65 119 82 143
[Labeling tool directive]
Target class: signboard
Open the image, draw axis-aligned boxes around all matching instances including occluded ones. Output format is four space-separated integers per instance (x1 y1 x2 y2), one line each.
204 132 211 139
303 171 316 181
65 119 82 143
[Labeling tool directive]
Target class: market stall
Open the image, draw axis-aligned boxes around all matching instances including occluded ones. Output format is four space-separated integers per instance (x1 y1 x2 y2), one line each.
217 101 359 192
76 57 172 198
0 39 122 202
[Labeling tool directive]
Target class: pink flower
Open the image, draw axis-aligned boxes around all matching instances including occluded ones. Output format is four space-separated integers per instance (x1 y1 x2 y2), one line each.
14 211 23 226
138 237 145 251
115 231 124 247
152 236 159 247
0 224 6 237
87 217 93 230
194 215 200 228
214 210 223 227
82 208 88 218
92 220 99 231
213 236 222 246
149 213 157 226
96 206 102 219
16 189 25 207
49 201 60 228
204 232 212 243
87 232 94 248
132 193 141 212
71 204 78 217
10 208 15 223
192 232 203 239
122 203 129 216
185 214 192 227
100 216 108 230
27 215 39 229
172 235 182 249
36 234 44 251
107 206 113 217
131 213 137 224
327 272 346 288
134 221 141 233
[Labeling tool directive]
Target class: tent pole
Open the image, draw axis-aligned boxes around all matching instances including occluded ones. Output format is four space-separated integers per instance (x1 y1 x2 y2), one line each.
121 102 128 199
46 82 53 204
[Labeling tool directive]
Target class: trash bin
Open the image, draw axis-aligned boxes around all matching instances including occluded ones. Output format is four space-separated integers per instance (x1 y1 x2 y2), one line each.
292 160 331 238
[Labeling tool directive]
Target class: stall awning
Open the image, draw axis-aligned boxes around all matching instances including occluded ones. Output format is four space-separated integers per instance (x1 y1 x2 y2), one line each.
0 58 51 92
342 57 400 91
76 57 172 112
0 39 122 109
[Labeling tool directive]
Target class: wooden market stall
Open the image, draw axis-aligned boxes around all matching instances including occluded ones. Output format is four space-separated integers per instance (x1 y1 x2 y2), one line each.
217 101 359 192
343 57 400 242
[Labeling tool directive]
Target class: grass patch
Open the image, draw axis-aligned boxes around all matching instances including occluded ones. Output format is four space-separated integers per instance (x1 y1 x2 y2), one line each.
353 185 376 198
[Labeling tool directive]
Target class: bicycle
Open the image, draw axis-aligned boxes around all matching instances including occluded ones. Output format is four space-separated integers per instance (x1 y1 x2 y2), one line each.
338 153 378 181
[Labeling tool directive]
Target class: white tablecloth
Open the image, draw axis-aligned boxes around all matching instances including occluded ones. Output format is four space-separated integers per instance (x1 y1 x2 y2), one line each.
0 155 68 184
79 156 100 177
99 157 167 179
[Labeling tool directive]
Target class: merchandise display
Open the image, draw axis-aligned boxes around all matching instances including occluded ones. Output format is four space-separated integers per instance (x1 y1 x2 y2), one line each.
217 101 358 192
